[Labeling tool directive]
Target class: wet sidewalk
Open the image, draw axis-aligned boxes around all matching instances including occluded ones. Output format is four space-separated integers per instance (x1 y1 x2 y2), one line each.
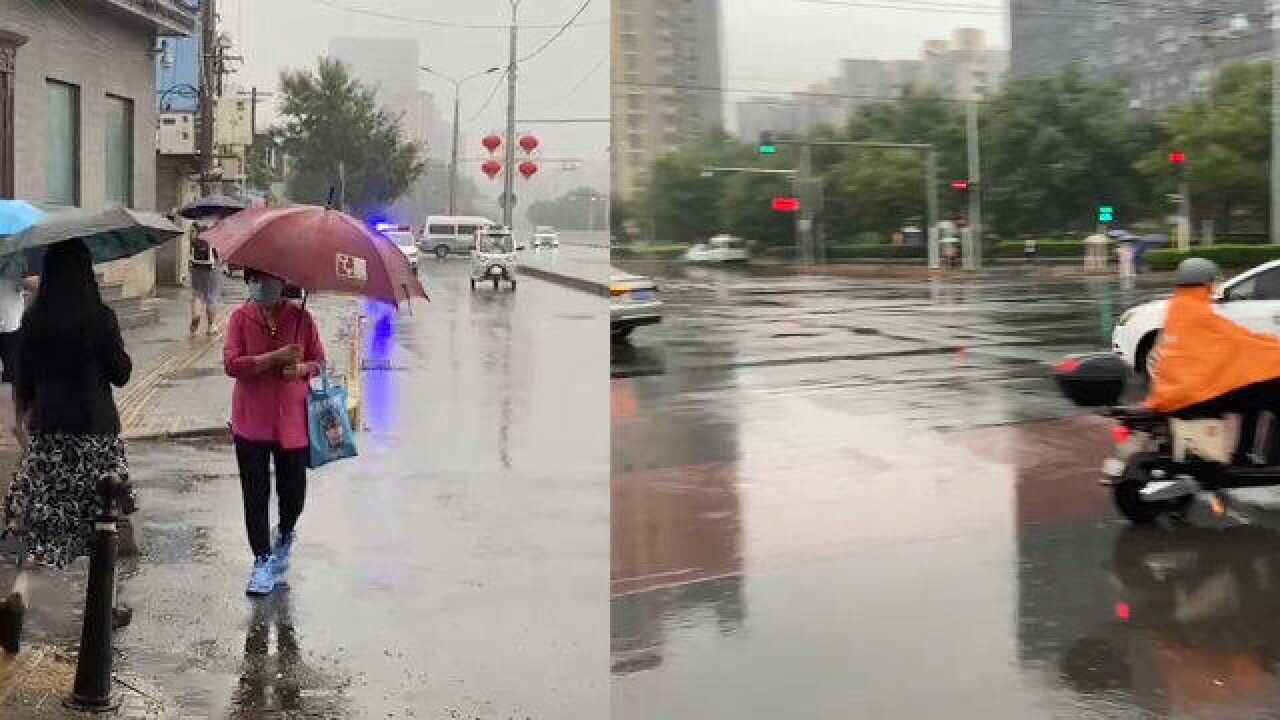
0 645 182 719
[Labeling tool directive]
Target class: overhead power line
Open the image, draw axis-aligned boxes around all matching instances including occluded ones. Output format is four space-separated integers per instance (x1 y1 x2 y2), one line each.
301 0 607 30
519 0 594 63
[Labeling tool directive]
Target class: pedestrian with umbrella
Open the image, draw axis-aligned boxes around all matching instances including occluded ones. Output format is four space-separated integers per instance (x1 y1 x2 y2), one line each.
0 201 44 435
205 202 424 596
0 206 179 636
179 194 246 337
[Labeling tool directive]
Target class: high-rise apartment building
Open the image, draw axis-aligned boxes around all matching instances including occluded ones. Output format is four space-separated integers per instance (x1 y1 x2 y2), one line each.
612 0 722 203
1011 0 1268 110
328 38 438 153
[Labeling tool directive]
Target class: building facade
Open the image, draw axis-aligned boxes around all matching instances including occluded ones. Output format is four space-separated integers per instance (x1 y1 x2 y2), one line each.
612 0 723 204
734 27 1004 141
1011 0 1268 110
0 0 197 296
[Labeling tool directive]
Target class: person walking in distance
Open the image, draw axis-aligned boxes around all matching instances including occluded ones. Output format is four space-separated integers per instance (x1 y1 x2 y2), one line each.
223 269 326 595
189 218 221 336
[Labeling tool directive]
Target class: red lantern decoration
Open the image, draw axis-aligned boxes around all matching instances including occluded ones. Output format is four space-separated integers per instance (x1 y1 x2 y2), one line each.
518 161 538 179
519 135 539 154
482 135 502 153
481 160 502 179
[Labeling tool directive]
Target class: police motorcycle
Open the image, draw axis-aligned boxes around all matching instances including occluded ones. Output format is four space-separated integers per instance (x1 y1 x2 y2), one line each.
1054 352 1280 525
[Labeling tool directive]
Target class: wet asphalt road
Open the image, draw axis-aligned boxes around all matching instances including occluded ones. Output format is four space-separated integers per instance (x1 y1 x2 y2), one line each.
612 264 1280 719
8 259 607 718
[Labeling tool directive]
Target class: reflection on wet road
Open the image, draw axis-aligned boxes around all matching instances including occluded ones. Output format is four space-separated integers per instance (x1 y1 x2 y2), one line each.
611 265 1280 718
106 260 607 718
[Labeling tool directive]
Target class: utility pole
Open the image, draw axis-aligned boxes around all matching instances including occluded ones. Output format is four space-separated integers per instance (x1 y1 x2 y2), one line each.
926 147 939 270
797 142 815 264
198 0 217 196
449 87 461 215
964 99 982 271
501 1 520 229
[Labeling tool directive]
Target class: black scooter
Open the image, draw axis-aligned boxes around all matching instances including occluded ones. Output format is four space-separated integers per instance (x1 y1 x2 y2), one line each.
1054 353 1280 524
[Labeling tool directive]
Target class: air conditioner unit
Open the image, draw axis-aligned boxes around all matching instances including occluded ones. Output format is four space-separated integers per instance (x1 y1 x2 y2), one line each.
158 112 196 155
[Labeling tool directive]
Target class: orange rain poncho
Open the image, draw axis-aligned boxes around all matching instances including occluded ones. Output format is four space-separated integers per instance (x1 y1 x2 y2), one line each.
1146 285 1280 413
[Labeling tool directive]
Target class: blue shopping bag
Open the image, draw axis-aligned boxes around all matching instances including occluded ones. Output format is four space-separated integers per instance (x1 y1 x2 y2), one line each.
307 367 358 469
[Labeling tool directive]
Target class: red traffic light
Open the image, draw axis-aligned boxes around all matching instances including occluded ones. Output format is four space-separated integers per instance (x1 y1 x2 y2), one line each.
771 197 800 212
1169 151 1187 165
950 180 970 190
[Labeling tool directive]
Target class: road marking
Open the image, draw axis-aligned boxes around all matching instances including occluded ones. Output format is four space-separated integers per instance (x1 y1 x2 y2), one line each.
118 331 224 434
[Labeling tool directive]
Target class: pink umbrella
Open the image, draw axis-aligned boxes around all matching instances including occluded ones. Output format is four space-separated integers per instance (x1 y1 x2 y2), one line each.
203 205 427 307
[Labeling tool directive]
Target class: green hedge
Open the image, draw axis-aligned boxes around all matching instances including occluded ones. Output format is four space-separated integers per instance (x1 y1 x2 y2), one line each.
826 244 927 260
611 244 687 259
1147 245 1280 271
993 240 1084 257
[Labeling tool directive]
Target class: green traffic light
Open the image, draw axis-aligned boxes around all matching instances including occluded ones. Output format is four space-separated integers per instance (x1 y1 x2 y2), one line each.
760 145 777 155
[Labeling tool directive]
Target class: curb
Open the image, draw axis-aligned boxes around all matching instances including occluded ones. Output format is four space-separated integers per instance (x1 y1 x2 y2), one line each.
123 424 230 444
522 265 609 297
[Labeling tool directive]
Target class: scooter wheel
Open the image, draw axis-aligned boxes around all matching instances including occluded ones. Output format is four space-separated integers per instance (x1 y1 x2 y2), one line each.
493 278 499 290
470 278 476 291
1112 480 1162 525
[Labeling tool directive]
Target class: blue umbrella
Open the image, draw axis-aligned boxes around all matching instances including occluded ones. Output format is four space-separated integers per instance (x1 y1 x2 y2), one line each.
0 204 181 276
0 200 44 236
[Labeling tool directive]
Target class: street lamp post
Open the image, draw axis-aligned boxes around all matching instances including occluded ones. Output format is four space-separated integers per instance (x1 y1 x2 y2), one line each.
420 65 500 217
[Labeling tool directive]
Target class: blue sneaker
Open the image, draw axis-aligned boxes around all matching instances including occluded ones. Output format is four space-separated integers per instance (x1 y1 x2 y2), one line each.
271 528 295 574
245 556 277 596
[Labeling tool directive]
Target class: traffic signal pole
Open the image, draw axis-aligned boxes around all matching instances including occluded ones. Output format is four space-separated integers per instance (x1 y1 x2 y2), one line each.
964 100 983 271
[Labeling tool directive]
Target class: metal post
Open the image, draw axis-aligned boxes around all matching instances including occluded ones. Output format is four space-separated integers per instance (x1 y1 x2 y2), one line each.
65 480 121 712
338 161 346 212
1272 0 1280 243
1179 179 1192 252
198 0 217 196
965 100 983 271
501 2 519 229
926 147 940 270
797 141 814 264
449 80 461 216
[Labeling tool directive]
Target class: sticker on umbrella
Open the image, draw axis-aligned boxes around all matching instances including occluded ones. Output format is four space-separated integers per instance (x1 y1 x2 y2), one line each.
336 253 367 284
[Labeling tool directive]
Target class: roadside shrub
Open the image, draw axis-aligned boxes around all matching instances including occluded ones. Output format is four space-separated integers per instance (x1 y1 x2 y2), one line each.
1147 245 1280 271
826 244 927 260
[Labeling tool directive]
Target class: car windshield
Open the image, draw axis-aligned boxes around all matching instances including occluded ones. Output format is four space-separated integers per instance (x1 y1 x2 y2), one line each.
386 232 415 248
479 235 513 253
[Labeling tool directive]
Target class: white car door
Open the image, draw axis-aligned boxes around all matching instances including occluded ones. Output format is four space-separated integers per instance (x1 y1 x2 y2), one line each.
1217 265 1280 336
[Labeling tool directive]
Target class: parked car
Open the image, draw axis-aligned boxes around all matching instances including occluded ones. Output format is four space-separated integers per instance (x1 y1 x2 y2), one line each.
533 226 559 248
376 223 419 270
422 215 496 259
1113 259 1280 376
684 234 748 263
610 268 662 340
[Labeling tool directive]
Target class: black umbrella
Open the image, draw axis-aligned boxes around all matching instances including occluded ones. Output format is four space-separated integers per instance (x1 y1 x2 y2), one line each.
179 194 248 220
0 205 181 276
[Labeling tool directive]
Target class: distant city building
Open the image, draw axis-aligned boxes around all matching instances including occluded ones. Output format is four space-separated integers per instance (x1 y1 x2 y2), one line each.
734 27 1005 140
612 0 723 203
1010 0 1268 110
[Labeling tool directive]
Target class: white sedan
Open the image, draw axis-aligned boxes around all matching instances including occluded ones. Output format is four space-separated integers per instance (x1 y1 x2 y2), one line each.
1113 259 1280 376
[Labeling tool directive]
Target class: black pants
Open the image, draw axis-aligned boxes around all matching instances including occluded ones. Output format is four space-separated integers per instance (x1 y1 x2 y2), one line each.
234 436 308 559
0 331 17 384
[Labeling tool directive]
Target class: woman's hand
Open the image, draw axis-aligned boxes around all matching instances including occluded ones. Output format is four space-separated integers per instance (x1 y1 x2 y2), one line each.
281 362 310 380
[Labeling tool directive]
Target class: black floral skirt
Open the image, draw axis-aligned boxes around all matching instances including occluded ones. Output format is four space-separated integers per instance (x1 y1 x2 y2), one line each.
3 433 129 568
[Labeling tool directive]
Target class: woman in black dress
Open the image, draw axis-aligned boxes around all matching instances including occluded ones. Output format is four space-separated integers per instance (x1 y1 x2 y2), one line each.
5 239 135 567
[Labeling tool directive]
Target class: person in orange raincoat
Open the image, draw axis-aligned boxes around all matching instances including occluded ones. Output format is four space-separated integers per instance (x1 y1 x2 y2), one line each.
1147 258 1280 460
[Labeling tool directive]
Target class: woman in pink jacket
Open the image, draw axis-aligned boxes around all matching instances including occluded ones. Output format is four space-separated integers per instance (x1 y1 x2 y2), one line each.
223 269 325 595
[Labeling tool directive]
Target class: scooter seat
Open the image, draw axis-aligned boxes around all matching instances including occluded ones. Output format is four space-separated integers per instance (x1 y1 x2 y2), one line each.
1109 405 1165 422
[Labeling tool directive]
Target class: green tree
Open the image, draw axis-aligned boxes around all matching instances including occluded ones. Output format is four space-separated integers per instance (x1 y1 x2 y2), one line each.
276 58 425 217
982 67 1154 236
1139 62 1270 233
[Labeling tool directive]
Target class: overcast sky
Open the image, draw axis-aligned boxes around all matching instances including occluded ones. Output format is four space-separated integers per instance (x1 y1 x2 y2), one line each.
219 0 609 198
723 0 1006 125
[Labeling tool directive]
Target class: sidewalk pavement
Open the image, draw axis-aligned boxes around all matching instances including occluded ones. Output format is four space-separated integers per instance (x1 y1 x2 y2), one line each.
521 245 610 295
0 645 184 719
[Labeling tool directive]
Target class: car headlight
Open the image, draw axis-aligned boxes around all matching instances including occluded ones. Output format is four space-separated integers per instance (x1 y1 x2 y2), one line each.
1117 309 1135 327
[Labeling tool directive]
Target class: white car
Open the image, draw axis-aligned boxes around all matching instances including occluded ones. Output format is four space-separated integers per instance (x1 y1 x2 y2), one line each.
377 224 419 270
610 268 662 340
1113 259 1280 376
533 226 559 248
684 234 748 263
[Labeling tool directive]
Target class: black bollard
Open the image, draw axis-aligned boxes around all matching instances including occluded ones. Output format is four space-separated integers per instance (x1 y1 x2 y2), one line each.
64 477 122 713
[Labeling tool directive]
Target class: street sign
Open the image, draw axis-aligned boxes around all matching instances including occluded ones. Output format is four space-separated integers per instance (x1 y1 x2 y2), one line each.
1097 205 1115 223
772 197 799 212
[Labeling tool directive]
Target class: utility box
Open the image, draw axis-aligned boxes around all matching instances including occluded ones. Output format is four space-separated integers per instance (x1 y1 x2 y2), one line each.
157 112 196 155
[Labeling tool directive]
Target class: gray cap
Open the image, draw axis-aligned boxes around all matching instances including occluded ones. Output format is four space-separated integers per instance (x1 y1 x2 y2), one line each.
1175 257 1221 286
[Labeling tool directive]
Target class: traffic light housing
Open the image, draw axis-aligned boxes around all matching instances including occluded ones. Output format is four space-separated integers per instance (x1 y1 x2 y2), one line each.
1098 205 1115 223
1169 151 1187 165
759 132 777 155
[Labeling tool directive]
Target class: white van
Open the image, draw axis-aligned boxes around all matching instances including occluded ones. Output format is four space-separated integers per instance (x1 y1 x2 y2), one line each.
423 215 496 259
